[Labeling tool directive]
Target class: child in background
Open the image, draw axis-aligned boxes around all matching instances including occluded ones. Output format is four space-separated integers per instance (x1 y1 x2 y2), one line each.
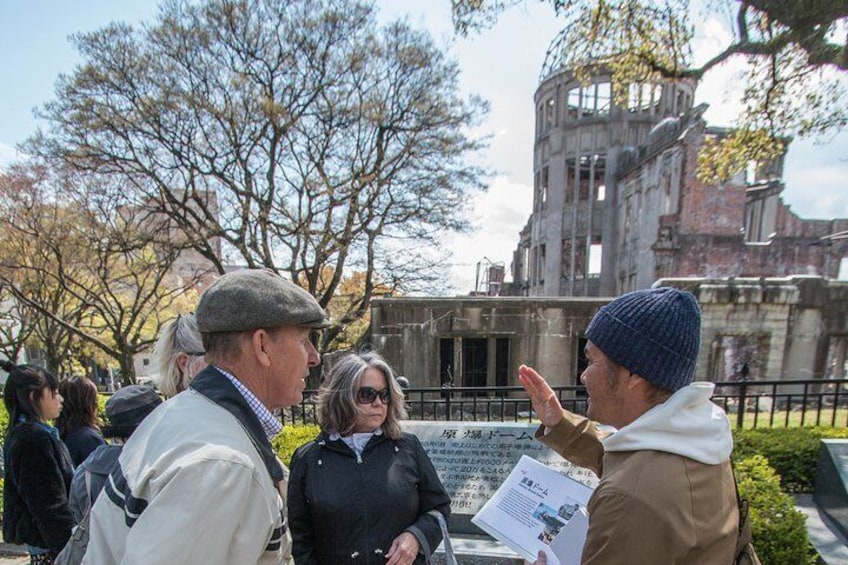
2 360 74 564
56 377 105 467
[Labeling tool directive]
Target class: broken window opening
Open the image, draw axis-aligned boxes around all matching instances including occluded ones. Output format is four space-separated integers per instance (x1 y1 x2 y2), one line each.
462 338 488 389
439 338 455 386
589 242 602 275
495 338 510 390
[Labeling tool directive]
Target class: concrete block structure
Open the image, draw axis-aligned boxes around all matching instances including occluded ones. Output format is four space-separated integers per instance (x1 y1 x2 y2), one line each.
613 114 848 293
370 296 605 389
371 277 848 388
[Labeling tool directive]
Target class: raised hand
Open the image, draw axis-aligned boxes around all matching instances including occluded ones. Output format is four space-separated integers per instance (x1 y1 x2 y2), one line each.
518 365 563 429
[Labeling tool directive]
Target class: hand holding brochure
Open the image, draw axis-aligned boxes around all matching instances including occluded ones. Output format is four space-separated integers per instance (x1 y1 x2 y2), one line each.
471 455 594 565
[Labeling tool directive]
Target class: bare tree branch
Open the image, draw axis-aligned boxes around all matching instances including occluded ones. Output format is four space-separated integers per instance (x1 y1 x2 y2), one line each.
32 0 489 351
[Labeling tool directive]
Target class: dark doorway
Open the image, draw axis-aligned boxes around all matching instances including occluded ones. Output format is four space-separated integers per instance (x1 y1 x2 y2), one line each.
462 338 488 388
495 338 510 388
708 333 769 381
439 338 455 386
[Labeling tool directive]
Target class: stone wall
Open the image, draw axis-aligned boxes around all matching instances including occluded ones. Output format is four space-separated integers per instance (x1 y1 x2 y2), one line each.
370 297 606 388
371 277 848 387
659 276 848 381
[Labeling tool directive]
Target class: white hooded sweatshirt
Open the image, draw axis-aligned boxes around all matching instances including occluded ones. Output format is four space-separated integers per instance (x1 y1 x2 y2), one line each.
603 381 734 464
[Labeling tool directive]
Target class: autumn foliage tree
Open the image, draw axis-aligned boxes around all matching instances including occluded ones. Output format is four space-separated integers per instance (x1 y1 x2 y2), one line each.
452 0 847 180
304 267 396 351
0 285 37 369
0 163 204 382
32 0 489 349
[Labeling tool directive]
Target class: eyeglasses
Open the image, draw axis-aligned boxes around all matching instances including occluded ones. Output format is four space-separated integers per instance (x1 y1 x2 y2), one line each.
356 386 390 405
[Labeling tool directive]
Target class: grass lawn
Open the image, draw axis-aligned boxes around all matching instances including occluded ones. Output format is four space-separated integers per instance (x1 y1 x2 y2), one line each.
735 407 848 429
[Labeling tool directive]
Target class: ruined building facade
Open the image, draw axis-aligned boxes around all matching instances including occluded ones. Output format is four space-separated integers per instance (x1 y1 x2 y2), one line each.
511 57 848 297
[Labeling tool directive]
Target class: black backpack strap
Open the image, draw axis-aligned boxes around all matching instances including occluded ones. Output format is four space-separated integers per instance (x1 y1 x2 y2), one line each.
730 460 758 565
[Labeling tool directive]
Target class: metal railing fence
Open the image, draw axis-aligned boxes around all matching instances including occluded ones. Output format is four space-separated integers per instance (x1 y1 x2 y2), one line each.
283 378 848 429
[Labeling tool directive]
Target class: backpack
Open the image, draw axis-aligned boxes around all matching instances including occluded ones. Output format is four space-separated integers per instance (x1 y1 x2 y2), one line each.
732 465 762 565
55 469 94 565
54 511 91 565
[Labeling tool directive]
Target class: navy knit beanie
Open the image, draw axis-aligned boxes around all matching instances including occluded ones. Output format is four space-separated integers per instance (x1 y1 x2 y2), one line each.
586 287 701 392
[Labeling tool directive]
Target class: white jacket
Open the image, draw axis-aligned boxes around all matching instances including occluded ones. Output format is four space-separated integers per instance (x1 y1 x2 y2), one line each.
83 368 288 565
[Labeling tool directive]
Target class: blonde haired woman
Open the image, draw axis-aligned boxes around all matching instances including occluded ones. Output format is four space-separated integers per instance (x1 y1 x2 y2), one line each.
150 314 206 397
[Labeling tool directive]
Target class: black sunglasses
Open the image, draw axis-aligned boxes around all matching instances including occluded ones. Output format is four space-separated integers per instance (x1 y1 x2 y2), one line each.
356 386 390 405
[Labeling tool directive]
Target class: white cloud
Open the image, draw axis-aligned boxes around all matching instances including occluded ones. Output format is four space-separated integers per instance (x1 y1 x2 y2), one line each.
692 15 735 64
691 16 747 127
441 176 533 294
783 136 848 218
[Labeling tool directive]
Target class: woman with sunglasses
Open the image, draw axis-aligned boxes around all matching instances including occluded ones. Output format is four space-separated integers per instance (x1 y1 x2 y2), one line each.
288 352 450 565
150 313 206 397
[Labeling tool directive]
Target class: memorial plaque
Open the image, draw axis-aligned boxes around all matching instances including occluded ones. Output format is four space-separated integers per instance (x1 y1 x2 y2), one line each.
405 421 599 535
814 439 848 540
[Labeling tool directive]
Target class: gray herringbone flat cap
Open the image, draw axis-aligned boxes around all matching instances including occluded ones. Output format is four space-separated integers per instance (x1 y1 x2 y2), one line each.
196 269 330 333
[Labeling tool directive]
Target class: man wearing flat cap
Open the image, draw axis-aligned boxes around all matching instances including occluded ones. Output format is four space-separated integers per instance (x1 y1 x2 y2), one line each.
522 287 738 565
84 269 328 565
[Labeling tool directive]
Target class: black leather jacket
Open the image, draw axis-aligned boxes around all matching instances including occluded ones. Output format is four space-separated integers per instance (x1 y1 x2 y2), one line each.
3 421 74 553
288 431 451 565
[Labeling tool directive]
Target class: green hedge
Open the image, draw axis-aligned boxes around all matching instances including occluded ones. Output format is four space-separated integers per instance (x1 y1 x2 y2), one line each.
733 427 848 493
0 404 7 441
273 424 320 467
735 455 817 564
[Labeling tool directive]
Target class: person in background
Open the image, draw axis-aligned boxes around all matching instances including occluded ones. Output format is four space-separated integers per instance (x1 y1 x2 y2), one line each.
56 377 105 467
84 269 329 564
150 313 206 397
288 352 450 565
67 385 163 522
2 360 74 564
522 287 737 565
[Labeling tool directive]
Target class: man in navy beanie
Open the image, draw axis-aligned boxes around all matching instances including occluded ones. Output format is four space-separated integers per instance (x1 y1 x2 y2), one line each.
521 287 738 565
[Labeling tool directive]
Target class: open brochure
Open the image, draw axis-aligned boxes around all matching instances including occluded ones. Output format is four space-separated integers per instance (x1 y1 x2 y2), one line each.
471 455 594 565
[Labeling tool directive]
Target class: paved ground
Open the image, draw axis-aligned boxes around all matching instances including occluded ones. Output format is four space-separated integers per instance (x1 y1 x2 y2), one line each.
794 494 848 565
0 542 27 564
0 497 844 564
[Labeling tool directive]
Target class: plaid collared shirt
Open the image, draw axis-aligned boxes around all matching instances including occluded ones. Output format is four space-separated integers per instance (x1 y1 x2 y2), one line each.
213 366 282 440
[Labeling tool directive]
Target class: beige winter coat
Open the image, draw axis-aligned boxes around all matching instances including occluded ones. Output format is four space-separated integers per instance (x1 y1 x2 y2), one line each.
537 382 739 564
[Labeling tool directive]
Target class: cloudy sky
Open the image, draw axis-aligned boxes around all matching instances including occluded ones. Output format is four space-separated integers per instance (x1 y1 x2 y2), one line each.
1 1 845 294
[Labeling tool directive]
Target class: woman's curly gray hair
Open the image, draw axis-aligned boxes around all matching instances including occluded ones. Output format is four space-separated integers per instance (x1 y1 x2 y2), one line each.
316 352 407 439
